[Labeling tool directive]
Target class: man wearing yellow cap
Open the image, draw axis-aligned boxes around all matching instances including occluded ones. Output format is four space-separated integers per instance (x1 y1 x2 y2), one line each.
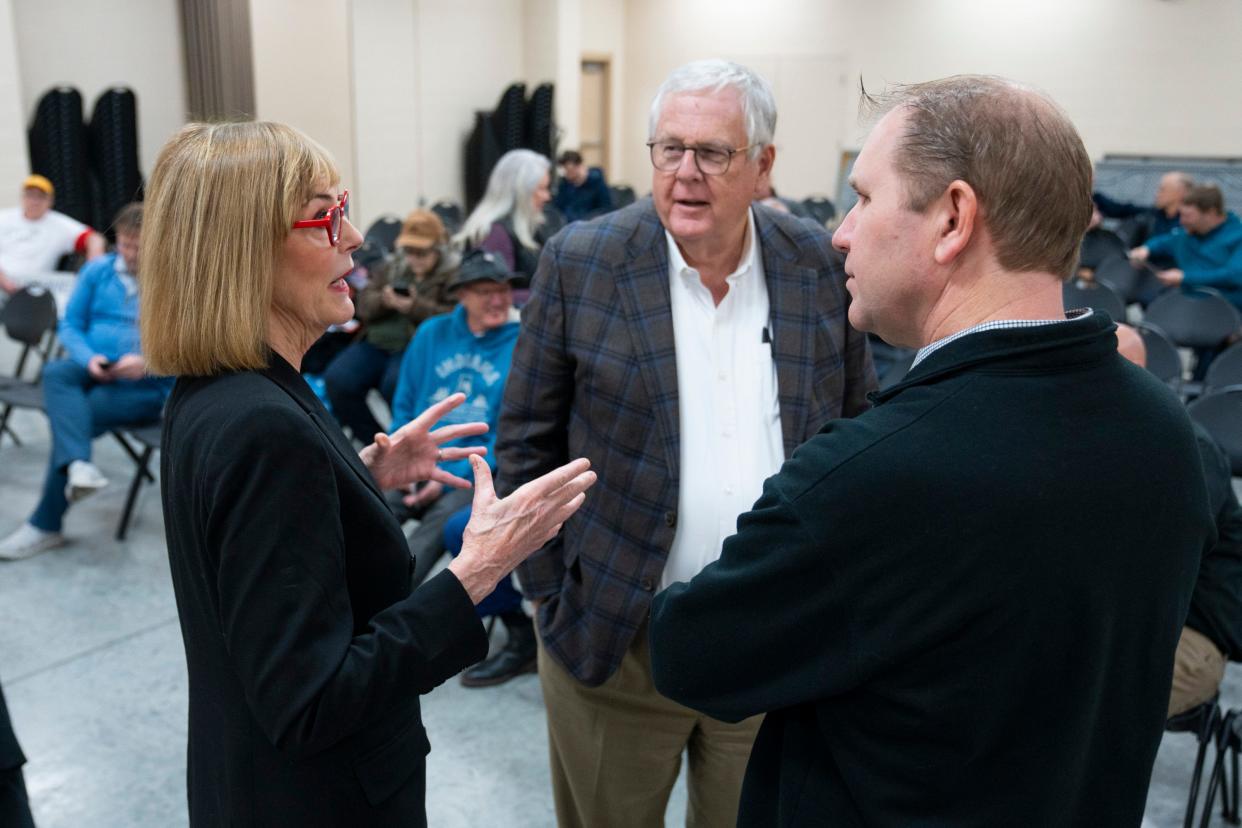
0 174 106 295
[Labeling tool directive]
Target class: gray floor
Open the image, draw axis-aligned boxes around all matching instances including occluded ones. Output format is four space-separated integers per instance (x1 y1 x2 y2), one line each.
0 397 1238 827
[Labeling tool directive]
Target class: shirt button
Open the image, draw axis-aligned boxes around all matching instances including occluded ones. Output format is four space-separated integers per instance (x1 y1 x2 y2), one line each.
724 486 734 495
717 373 727 381
641 577 655 592
664 510 677 528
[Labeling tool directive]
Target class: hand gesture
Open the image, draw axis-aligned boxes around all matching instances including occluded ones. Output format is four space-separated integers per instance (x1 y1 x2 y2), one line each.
1128 246 1150 265
1156 268 1184 287
110 354 147 381
448 456 596 604
381 285 415 314
87 355 114 382
359 392 488 490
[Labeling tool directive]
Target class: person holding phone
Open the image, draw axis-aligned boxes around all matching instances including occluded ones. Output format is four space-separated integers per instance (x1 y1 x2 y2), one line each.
139 121 595 826
0 203 171 560
324 209 459 443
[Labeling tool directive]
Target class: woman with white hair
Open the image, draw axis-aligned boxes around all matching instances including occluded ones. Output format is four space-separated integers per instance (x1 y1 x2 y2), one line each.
454 149 551 282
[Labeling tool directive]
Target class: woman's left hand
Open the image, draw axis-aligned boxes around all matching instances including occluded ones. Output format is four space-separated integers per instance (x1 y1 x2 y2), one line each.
359 392 489 490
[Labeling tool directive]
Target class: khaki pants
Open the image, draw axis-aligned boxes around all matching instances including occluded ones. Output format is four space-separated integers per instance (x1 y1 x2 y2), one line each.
538 623 762 828
1168 626 1227 717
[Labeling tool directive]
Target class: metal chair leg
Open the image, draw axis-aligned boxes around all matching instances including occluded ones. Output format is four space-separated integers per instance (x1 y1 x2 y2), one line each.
115 446 153 541
1200 710 1233 828
1189 706 1222 828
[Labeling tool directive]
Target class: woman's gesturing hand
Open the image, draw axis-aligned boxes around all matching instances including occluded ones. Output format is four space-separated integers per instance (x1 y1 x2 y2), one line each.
448 455 596 605
359 392 488 490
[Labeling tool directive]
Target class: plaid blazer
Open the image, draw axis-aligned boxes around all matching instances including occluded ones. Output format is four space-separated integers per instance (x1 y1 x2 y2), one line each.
496 199 875 686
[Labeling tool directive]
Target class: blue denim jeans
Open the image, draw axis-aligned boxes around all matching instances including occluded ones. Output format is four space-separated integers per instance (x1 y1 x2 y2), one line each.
29 360 167 532
323 340 403 442
443 505 524 617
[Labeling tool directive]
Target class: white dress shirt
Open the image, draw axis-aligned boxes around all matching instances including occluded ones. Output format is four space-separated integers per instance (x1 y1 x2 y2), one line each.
661 210 784 590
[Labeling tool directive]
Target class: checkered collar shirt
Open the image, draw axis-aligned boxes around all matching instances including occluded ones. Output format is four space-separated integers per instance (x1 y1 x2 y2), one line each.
912 308 1094 368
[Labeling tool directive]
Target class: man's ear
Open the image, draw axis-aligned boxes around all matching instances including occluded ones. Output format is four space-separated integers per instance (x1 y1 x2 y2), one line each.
754 144 777 194
933 180 978 266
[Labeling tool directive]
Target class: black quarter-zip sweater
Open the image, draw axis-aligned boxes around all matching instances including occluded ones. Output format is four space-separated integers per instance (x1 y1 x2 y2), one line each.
651 311 1215 828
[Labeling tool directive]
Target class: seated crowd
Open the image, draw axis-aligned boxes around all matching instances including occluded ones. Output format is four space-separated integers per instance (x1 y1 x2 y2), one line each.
7 54 1242 824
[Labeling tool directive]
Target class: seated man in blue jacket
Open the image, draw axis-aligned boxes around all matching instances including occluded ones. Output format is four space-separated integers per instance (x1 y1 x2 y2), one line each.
1131 183 1242 309
553 150 613 223
389 250 521 590
0 204 172 560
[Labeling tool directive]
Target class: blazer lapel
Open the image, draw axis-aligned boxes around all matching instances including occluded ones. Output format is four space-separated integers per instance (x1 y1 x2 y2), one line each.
757 212 819 456
612 205 681 481
260 355 389 505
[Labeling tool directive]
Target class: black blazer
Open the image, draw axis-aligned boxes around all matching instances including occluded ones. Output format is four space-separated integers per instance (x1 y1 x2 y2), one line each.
0 678 25 771
161 353 487 827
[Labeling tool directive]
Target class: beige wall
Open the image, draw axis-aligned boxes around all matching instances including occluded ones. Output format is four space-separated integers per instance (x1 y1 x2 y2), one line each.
350 0 526 229
617 0 1242 198
10 0 187 192
0 0 27 209
580 0 625 176
249 0 357 214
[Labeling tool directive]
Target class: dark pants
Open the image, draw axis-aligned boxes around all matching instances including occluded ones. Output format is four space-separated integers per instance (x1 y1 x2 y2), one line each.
1 681 35 828
0 768 34 828
30 360 167 533
324 340 403 442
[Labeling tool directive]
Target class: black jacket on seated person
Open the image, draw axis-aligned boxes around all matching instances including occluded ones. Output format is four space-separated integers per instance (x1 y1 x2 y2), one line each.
650 312 1214 827
1188 422 1242 660
161 354 488 827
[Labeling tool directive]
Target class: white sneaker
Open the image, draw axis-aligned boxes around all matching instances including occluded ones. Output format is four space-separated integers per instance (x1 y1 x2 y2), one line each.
0 523 66 560
66 460 109 503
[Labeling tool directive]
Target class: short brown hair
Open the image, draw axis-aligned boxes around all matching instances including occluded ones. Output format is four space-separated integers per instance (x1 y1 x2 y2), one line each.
140 121 338 376
111 202 142 235
861 75 1093 278
1183 184 1225 214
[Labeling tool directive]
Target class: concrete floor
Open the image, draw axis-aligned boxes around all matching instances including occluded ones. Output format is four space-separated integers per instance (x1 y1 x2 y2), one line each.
0 393 1239 826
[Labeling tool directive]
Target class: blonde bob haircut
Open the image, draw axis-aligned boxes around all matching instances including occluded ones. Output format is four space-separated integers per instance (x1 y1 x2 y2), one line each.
141 121 338 376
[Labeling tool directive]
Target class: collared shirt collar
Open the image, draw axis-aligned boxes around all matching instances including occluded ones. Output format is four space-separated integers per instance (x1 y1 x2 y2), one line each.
664 208 758 286
913 308 1094 367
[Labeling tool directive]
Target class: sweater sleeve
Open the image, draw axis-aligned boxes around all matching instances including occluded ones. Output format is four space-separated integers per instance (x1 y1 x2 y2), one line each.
389 324 432 432
1181 242 1242 291
1144 232 1176 259
57 263 99 366
204 404 487 758
499 235 573 600
1093 192 1147 220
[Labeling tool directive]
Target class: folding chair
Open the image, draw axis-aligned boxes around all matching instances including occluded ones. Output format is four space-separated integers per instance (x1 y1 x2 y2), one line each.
1063 278 1126 321
1165 696 1223 828
0 286 58 445
111 421 163 540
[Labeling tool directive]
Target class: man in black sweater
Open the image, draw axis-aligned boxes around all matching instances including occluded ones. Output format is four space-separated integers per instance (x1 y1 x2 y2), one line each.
649 76 1216 827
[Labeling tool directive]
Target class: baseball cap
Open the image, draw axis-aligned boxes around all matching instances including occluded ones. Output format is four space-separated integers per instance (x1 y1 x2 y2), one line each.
22 174 54 196
396 209 446 250
450 250 519 291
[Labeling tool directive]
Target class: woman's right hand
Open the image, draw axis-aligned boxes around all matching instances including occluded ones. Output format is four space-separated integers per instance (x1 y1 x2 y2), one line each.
447 455 596 605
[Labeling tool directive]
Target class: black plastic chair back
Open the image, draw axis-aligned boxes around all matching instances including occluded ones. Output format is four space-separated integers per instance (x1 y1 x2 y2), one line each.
1188 387 1242 476
1093 255 1141 302
1204 341 1242 395
801 196 836 226
609 185 636 209
430 201 463 234
1146 288 1242 350
1063 278 1125 321
1 286 58 348
1078 229 1127 271
1136 322 1184 387
364 215 403 253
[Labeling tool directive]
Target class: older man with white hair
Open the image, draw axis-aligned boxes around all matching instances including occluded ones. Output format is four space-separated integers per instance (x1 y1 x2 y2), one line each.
496 60 874 826
496 59 874 828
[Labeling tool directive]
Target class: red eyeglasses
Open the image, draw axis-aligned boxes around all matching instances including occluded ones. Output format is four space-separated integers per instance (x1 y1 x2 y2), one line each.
292 190 350 246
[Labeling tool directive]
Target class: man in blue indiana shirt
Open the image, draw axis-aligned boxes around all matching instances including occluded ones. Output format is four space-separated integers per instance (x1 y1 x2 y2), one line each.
0 203 172 560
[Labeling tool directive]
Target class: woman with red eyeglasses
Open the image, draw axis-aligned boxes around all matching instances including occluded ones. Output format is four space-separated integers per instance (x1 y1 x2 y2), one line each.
138 121 595 826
